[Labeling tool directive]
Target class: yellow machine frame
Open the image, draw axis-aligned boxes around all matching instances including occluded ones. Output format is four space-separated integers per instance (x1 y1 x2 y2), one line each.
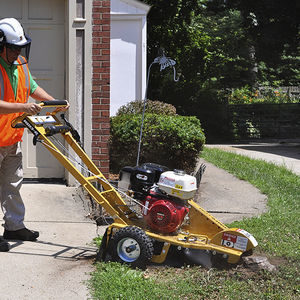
12 101 257 265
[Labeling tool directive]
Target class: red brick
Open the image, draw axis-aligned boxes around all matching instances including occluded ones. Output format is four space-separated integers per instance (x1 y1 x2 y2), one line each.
102 49 110 55
92 124 100 130
102 25 110 32
99 92 110 98
92 135 100 141
92 61 101 67
92 148 100 154
102 1 110 8
100 31 110 37
92 154 109 161
93 44 109 50
100 98 110 104
102 61 110 67
92 141 108 148
92 49 101 55
93 37 101 43
93 19 103 25
102 38 110 44
101 135 110 142
91 0 110 171
92 13 101 19
101 85 110 91
92 110 101 116
93 7 110 13
93 26 101 32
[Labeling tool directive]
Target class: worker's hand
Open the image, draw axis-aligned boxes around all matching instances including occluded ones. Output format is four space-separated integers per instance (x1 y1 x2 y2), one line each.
23 103 42 115
53 100 70 113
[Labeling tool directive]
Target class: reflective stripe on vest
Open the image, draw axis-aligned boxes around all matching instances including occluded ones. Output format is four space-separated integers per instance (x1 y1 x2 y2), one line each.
18 55 30 98
0 69 4 100
0 56 31 147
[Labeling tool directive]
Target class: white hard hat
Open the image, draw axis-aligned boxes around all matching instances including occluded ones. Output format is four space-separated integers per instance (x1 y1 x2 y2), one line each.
0 18 30 46
0 18 31 64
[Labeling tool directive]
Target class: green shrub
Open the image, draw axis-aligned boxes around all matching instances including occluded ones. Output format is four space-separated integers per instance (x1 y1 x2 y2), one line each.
116 100 177 116
109 113 205 173
227 85 300 104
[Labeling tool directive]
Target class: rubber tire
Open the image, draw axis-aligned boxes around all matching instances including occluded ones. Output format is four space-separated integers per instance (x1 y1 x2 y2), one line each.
96 228 109 262
108 226 154 269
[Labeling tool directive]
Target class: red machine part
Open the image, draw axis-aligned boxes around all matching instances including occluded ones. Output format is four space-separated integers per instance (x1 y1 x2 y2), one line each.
143 194 189 234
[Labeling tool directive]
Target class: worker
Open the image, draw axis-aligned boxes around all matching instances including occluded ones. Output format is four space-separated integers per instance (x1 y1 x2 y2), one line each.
0 18 69 251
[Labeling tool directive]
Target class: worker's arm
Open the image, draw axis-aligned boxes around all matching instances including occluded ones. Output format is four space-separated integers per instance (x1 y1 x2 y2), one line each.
0 86 52 114
0 100 42 115
31 86 70 111
0 86 69 115
30 86 55 101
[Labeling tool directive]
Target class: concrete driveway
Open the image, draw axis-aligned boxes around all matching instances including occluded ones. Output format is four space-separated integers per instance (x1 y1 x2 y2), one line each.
0 184 106 300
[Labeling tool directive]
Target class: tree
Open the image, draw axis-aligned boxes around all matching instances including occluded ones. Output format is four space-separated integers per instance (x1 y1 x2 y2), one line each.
143 1 253 113
208 0 300 85
142 0 206 111
141 0 299 141
142 0 299 112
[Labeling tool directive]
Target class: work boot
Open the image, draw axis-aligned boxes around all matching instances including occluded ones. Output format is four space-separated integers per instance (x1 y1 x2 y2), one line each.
0 237 10 252
4 228 39 241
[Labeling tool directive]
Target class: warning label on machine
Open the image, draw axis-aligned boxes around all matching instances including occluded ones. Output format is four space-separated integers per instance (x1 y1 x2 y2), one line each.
222 232 248 251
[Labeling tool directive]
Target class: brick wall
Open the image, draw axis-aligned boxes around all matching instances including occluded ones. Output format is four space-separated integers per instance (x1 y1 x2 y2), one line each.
229 103 300 140
92 0 110 176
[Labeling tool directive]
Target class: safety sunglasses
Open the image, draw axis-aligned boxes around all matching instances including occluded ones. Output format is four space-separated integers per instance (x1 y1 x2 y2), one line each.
6 43 23 52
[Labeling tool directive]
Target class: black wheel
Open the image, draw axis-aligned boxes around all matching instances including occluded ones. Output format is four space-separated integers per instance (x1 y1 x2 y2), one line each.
96 228 110 262
108 226 154 269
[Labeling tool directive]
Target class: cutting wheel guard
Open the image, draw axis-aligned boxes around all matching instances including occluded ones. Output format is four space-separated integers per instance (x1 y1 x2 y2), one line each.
11 101 258 266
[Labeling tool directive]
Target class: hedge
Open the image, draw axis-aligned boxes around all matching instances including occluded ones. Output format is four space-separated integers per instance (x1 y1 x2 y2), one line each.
109 113 205 173
116 100 177 116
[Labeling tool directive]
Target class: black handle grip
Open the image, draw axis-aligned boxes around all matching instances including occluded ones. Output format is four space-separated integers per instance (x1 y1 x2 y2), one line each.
13 123 26 128
45 125 70 135
41 100 68 106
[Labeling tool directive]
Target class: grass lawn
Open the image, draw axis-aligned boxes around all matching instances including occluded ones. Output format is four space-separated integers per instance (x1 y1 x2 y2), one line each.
88 147 300 300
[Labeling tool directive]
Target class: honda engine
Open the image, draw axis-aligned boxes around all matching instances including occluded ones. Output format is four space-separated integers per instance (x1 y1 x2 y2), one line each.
118 163 197 234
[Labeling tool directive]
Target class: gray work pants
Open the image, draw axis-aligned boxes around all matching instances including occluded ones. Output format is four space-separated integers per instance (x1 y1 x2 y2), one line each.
0 142 25 231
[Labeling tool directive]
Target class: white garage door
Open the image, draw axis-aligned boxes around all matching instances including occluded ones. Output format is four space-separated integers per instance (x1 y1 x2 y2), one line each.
0 0 65 179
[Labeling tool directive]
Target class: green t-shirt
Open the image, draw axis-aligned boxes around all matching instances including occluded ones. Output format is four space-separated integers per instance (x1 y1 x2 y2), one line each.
0 57 38 99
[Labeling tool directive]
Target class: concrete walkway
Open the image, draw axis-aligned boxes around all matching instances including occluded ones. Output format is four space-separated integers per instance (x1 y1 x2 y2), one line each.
195 159 268 224
206 141 300 176
197 141 300 223
0 184 105 300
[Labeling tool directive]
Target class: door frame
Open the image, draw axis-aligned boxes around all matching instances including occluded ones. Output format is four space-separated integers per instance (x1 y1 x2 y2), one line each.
66 0 93 185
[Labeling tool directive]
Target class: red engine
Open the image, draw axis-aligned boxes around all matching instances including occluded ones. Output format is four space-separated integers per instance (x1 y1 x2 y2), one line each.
142 192 189 234
118 163 193 234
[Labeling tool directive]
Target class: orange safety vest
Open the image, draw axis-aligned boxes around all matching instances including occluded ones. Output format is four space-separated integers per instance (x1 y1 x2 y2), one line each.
0 56 30 147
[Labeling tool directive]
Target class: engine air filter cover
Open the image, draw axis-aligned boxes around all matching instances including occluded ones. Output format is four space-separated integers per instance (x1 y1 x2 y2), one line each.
157 170 197 200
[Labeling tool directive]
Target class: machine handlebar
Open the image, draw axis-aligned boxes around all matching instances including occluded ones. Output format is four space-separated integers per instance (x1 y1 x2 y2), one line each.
11 99 69 128
41 100 68 107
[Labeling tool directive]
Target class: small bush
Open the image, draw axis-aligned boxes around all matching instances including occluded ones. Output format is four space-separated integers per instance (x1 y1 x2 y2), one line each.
109 113 205 173
116 100 177 116
227 85 300 104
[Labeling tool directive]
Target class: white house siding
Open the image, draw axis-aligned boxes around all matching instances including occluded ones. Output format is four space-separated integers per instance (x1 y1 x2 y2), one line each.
110 0 150 116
